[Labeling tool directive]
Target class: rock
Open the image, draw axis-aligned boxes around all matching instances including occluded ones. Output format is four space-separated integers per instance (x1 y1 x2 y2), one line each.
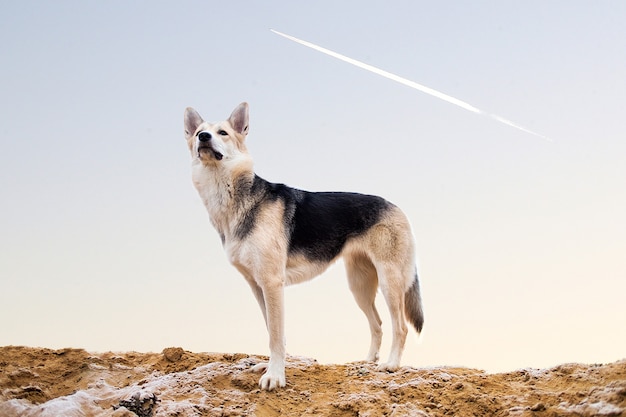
161 347 184 363
1 347 625 417
531 402 546 411
114 391 158 417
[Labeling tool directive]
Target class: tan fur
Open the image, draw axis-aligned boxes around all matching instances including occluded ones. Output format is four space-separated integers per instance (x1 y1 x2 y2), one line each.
184 103 422 391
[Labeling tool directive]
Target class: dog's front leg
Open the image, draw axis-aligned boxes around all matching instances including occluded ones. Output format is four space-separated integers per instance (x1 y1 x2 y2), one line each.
258 280 286 390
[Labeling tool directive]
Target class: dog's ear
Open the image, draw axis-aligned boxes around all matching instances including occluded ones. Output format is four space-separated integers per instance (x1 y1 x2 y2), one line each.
184 107 204 140
228 102 249 137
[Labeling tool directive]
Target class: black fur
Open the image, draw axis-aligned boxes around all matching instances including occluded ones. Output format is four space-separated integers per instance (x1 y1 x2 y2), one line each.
287 189 390 262
233 175 391 262
232 174 268 240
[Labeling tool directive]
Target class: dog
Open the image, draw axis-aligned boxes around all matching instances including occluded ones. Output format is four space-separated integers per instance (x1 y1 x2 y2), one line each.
183 102 424 390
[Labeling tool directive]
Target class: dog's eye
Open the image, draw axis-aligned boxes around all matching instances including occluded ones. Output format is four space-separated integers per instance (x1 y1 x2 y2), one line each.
218 130 228 136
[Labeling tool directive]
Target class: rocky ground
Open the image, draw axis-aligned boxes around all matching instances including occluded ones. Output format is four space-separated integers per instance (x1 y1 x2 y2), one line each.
0 346 624 416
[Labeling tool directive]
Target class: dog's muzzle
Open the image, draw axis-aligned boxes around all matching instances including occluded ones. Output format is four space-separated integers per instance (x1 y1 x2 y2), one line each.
197 131 223 161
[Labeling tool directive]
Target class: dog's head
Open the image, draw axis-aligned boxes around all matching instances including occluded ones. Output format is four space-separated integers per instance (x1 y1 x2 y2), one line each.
184 102 250 165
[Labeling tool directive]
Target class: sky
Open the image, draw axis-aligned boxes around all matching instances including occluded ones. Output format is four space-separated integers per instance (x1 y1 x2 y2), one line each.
1 1 625 373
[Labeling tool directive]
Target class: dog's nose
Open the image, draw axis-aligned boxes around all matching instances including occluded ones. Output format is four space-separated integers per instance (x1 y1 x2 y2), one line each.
198 131 212 142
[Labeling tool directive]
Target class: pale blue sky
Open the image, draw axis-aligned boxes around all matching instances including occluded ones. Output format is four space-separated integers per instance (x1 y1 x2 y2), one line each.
1 1 625 372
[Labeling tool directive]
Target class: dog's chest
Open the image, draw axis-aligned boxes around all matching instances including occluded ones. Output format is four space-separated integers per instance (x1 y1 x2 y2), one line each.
192 165 235 233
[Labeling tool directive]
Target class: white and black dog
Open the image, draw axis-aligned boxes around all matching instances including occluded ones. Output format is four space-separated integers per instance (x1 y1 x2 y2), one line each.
184 102 423 390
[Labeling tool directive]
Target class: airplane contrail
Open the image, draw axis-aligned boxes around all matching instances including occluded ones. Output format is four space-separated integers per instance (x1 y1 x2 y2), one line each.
271 29 551 142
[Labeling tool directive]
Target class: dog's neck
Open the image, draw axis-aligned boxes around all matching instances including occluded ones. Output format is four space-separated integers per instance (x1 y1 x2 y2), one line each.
192 158 259 243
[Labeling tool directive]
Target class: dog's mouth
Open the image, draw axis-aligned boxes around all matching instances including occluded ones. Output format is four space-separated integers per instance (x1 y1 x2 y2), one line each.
198 145 223 161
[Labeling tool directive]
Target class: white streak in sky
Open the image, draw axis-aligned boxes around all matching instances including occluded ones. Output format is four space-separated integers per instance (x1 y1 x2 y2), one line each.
271 29 551 142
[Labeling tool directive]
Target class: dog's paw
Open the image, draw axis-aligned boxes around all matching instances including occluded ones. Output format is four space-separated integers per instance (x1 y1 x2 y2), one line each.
376 362 400 373
259 370 286 391
251 362 268 373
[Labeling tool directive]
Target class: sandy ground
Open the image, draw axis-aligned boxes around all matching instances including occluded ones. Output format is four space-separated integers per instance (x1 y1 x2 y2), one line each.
0 346 624 417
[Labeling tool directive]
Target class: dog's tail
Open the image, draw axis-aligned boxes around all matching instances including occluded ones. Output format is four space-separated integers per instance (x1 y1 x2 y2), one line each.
404 271 424 334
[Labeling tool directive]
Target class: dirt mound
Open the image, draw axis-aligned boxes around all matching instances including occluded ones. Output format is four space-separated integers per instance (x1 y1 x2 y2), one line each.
1 346 624 416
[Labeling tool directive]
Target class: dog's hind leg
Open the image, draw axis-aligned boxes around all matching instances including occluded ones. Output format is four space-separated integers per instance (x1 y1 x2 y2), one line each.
345 254 383 362
375 263 409 372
